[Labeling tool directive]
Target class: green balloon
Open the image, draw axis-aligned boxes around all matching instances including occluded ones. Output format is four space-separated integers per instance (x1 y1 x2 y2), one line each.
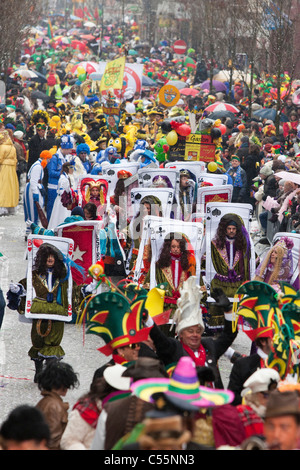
78 73 87 82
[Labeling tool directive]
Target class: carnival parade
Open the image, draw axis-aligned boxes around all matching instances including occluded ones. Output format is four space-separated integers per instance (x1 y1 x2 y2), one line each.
1 0 300 453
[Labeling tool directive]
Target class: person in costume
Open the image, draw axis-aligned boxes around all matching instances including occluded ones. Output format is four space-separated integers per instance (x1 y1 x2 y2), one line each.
7 243 84 381
27 111 50 171
47 134 74 220
209 213 251 329
72 143 92 186
225 155 247 203
0 130 19 215
263 389 300 450
60 365 129 450
24 150 52 238
150 233 196 317
124 355 235 451
144 277 238 389
236 368 280 441
82 180 108 211
91 145 121 175
228 280 300 405
254 237 294 292
126 194 163 274
47 162 74 230
110 170 132 228
178 169 195 220
91 357 169 450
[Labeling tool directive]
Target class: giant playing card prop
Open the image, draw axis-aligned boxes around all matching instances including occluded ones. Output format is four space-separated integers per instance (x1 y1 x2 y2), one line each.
26 235 74 322
56 221 102 285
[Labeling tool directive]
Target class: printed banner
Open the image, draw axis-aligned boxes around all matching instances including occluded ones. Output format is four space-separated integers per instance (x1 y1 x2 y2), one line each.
100 57 126 93
185 133 216 162
98 62 144 98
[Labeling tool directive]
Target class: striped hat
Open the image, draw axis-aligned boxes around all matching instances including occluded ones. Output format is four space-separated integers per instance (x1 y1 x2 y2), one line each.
131 356 234 411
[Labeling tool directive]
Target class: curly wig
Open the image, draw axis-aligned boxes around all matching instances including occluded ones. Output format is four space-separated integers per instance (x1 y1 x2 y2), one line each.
156 232 190 271
214 213 247 252
33 244 66 279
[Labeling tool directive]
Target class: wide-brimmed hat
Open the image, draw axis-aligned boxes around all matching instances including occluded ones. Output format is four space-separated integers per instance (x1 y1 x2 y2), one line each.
131 356 234 411
103 364 131 391
265 390 300 419
242 368 280 396
122 357 168 381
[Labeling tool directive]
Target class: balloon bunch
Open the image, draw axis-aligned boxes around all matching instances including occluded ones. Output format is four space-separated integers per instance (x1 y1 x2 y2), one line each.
76 65 87 83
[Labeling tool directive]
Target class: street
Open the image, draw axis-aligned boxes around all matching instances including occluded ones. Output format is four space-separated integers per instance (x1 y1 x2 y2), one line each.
0 196 253 424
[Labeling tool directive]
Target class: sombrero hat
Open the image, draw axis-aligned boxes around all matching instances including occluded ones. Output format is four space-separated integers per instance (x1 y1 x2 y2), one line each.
131 356 234 411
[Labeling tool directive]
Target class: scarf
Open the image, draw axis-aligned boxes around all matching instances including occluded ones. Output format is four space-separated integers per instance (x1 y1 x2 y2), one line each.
181 342 206 367
73 397 101 429
232 165 243 188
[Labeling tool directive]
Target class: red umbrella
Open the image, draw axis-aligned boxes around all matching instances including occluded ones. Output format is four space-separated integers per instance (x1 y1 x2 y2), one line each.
71 61 100 75
204 102 240 114
180 88 199 97
71 40 89 53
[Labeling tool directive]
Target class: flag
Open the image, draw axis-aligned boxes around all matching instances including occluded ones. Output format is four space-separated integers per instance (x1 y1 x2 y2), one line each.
94 7 102 21
47 20 53 39
100 57 126 93
84 6 94 20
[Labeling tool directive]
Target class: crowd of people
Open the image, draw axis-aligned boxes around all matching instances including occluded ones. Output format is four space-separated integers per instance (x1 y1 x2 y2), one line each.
1 12 300 452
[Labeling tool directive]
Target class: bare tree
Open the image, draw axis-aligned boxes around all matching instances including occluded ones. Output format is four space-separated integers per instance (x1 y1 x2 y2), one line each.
0 0 46 76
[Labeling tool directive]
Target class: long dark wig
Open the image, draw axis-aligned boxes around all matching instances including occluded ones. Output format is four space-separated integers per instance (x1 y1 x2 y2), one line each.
33 244 66 279
156 232 190 271
214 214 247 252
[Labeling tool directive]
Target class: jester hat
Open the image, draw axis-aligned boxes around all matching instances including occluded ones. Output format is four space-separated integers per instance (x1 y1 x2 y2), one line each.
83 282 169 356
233 281 283 341
266 282 300 379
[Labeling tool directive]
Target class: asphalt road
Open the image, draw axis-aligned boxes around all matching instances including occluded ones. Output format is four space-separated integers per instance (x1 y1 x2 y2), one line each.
0 195 254 424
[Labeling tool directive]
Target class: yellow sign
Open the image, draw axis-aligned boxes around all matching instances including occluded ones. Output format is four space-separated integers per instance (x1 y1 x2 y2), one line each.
158 84 180 107
185 133 216 162
100 57 126 93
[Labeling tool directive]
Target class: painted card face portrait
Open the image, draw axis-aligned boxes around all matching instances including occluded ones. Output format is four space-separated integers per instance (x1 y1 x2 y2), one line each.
25 235 74 322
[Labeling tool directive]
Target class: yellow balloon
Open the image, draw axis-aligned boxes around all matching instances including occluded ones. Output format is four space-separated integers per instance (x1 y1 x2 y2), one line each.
77 66 85 76
208 161 218 172
166 130 178 146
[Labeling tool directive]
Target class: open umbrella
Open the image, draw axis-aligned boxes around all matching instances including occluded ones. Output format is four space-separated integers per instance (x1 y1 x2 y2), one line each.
208 110 236 120
81 34 95 41
165 80 187 90
142 75 156 87
84 21 96 28
275 171 300 185
213 70 252 86
31 91 49 102
183 57 196 69
204 102 240 113
28 70 47 83
180 88 199 97
9 69 38 79
200 80 228 93
71 61 100 75
253 108 289 123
